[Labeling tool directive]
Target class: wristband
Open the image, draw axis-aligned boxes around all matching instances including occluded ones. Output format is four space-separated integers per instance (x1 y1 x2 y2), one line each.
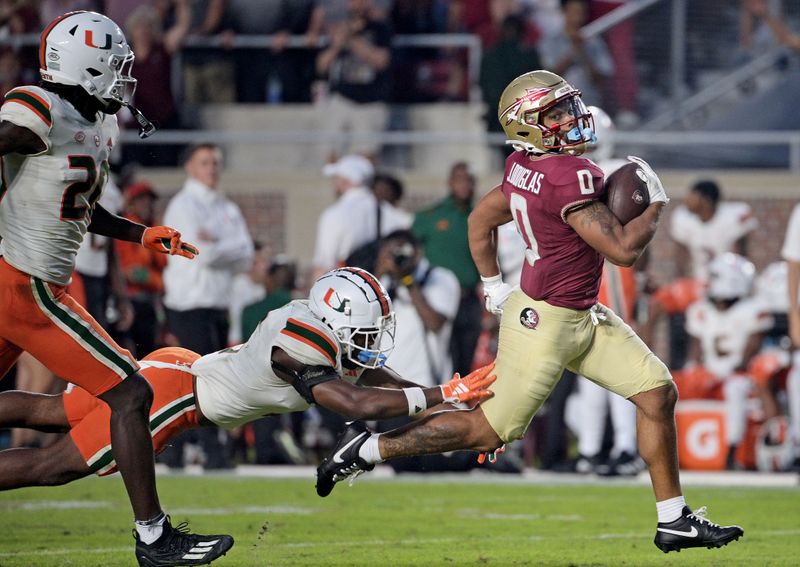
481 274 503 287
403 387 427 416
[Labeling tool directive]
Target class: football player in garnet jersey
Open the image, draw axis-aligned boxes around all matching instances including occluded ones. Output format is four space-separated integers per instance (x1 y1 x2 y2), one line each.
0 11 234 567
317 70 744 554
0 267 494 484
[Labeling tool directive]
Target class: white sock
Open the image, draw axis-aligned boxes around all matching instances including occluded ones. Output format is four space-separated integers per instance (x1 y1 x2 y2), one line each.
358 433 383 464
135 512 166 545
656 495 686 523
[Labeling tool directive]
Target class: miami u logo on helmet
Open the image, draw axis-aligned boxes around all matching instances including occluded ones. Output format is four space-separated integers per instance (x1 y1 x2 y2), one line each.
84 29 111 49
323 288 350 314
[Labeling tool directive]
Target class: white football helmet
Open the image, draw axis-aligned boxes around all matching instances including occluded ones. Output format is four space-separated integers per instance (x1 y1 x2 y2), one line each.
39 11 136 110
308 267 396 369
707 253 755 301
586 106 615 163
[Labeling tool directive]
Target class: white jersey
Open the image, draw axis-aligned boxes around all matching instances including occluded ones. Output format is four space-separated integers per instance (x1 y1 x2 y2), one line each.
685 297 773 379
0 85 119 285
192 300 364 429
669 202 758 282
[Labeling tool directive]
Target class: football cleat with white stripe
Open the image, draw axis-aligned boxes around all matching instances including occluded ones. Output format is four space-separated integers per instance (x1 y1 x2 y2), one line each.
135 516 234 566
654 506 743 553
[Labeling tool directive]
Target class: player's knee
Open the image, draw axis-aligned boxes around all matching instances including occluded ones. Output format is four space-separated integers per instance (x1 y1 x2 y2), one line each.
635 382 677 419
102 373 153 416
464 409 504 451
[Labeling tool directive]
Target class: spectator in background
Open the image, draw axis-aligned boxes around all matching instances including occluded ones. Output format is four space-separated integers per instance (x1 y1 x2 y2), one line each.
315 0 392 161
589 0 641 128
241 255 297 342
412 162 482 377
181 0 236 105
162 143 254 469
376 230 461 387
540 0 613 108
311 154 410 280
479 14 542 154
373 172 413 228
116 182 167 358
227 242 268 345
465 0 539 49
783 202 800 465
123 3 190 166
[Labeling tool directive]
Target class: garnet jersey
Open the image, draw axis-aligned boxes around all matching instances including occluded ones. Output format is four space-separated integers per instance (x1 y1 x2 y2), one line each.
0 85 118 285
191 300 364 429
501 152 606 309
685 297 773 379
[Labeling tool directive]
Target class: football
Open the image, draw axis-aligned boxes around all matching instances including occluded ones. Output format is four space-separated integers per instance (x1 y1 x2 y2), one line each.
603 162 650 224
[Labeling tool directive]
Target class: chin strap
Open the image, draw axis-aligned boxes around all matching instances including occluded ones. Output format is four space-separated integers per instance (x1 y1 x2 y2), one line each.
125 103 157 139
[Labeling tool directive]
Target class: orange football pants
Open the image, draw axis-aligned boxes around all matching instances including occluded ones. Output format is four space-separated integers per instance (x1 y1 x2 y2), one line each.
64 347 201 476
0 257 138 396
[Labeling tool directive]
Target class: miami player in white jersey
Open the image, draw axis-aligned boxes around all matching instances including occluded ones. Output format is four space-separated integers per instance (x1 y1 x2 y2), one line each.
0 267 495 484
685 253 773 469
0 11 234 567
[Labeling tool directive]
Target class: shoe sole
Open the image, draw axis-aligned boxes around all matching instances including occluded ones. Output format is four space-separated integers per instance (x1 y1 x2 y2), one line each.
137 537 235 567
655 533 743 553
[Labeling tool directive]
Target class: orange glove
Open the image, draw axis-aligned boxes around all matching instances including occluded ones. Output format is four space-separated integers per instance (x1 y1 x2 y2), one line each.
141 226 199 259
477 444 506 465
440 362 496 404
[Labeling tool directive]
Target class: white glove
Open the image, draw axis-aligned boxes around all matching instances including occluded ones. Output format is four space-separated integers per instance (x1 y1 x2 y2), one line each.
627 155 669 204
481 274 514 315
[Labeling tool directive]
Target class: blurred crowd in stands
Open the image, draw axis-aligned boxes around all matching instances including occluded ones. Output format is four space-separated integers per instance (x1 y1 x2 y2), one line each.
2 0 800 476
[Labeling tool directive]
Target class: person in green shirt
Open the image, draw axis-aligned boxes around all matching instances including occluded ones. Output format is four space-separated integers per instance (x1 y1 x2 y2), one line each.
240 256 297 341
412 162 483 376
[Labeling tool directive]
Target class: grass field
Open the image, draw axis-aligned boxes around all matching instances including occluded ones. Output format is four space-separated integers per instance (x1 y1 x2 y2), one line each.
0 473 798 567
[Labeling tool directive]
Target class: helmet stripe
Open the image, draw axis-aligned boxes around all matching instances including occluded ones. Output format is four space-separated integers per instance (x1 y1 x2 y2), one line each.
39 11 86 69
340 267 390 316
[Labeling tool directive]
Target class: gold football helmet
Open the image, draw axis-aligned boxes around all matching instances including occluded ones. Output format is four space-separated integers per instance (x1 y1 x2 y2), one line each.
498 70 595 155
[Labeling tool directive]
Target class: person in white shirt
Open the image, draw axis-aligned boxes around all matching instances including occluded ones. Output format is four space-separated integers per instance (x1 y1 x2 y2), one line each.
311 154 410 281
161 142 254 468
375 230 461 387
782 203 800 457
669 180 759 282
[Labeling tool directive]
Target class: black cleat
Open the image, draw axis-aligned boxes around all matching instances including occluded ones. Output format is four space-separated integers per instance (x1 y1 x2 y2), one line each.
316 421 375 497
134 516 234 566
654 506 743 553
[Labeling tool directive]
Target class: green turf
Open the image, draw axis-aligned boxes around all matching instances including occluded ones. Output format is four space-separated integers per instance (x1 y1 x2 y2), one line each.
0 475 797 566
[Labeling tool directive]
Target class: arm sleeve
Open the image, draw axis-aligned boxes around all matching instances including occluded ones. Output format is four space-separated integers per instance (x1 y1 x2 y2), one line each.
0 87 53 154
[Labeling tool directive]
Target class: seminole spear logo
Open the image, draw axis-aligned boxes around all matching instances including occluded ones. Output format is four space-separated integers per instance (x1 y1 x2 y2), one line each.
501 87 551 126
323 288 349 313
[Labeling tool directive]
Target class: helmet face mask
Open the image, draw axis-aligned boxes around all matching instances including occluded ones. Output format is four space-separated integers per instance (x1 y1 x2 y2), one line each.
499 70 595 155
39 11 137 112
308 268 396 369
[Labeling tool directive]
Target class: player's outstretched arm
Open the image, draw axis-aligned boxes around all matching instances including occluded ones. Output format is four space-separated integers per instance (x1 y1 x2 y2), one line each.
467 185 513 278
313 364 496 421
566 200 664 267
89 204 199 259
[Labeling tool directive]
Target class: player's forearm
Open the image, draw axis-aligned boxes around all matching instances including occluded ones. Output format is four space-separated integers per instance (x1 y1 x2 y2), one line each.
323 387 444 421
616 203 664 266
88 204 145 243
468 222 501 277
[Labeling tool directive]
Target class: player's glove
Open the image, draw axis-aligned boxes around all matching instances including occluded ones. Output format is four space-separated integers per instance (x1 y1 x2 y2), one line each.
477 444 506 465
627 155 669 204
481 274 514 315
440 362 496 404
142 226 199 259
